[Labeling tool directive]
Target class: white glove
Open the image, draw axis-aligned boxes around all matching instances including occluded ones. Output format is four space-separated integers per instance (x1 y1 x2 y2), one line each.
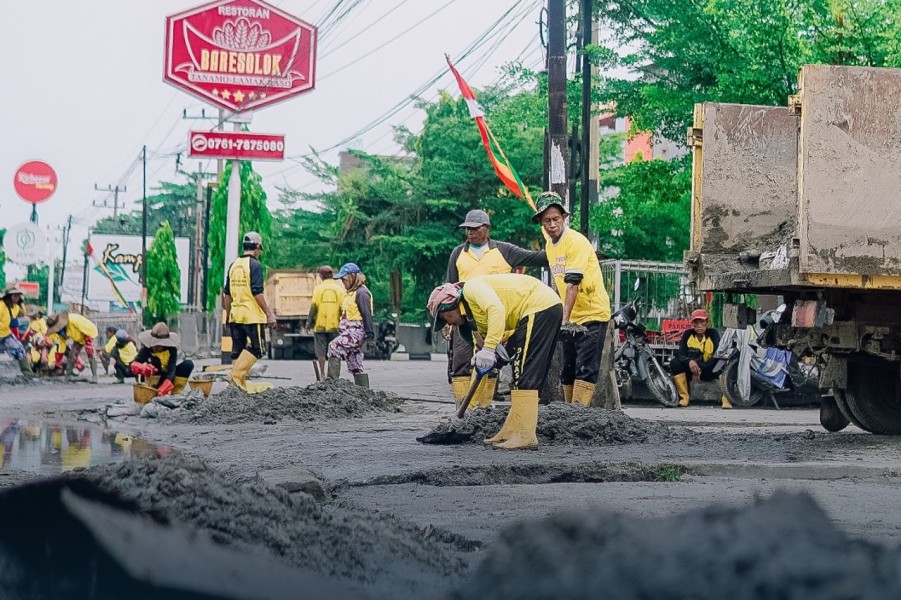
472 347 496 371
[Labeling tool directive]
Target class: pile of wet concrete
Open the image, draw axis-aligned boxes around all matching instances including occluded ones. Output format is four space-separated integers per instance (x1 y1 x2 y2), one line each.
419 403 687 445
161 378 405 425
451 490 901 600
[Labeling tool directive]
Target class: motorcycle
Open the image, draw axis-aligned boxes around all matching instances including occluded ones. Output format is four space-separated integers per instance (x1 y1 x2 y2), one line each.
715 304 822 411
365 317 399 360
612 293 679 408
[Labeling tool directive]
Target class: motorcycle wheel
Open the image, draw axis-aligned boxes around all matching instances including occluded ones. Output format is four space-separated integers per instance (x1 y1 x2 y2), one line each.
640 353 679 408
719 360 766 407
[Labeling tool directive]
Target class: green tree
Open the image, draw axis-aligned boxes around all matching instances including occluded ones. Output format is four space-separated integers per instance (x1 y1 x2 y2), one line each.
146 221 181 327
94 181 197 241
206 161 272 312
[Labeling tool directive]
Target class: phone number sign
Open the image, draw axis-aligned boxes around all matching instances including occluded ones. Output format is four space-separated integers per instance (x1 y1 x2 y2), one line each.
189 131 285 160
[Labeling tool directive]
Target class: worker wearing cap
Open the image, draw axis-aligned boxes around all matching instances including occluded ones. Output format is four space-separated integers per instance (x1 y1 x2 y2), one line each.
130 322 194 396
223 231 277 392
429 274 562 450
671 309 732 409
109 329 138 384
446 209 548 410
326 263 375 387
46 311 100 383
532 191 612 406
0 286 33 380
308 266 345 380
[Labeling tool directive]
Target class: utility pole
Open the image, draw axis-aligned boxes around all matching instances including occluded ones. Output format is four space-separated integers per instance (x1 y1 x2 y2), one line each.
58 215 73 305
141 145 147 325
547 0 569 204
80 233 90 315
580 0 599 236
93 184 127 218
177 165 217 310
183 108 225 182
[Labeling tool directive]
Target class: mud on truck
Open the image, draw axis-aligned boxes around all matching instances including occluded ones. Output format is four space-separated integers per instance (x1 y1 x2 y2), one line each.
687 64 901 434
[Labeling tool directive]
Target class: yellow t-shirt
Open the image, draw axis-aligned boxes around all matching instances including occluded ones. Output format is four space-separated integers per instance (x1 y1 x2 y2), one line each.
311 280 344 332
687 334 715 362
104 336 117 354
461 274 561 350
0 303 19 338
227 256 266 324
29 318 47 335
342 287 373 322
546 228 611 324
65 313 99 345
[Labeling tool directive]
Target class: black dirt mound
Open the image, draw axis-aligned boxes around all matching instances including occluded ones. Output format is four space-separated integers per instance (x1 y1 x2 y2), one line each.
162 378 405 424
451 491 901 600
420 403 679 445
71 457 469 598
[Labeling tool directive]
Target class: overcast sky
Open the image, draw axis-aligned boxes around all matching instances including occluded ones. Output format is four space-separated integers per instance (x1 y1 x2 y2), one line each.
1 0 546 275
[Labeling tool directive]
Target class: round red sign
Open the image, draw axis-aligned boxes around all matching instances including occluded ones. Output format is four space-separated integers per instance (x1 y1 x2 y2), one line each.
13 160 57 204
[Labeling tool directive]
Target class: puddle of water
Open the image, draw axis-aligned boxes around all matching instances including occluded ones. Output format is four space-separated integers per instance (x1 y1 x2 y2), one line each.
0 418 173 477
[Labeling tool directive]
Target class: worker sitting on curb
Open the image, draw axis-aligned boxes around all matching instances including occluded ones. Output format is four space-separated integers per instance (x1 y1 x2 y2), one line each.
46 311 100 383
445 208 548 410
326 263 375 388
0 286 34 380
223 231 277 393
428 273 563 450
532 192 612 406
308 265 344 381
670 309 732 409
130 323 194 396
110 329 138 384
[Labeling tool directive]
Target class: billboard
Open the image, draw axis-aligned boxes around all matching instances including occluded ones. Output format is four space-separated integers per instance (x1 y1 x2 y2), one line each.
189 130 285 160
164 0 317 113
88 235 191 304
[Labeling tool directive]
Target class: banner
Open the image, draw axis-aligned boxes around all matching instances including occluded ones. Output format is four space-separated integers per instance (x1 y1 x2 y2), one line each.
88 235 190 304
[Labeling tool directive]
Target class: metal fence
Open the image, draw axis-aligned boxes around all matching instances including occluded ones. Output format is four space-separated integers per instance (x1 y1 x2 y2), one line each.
601 260 704 328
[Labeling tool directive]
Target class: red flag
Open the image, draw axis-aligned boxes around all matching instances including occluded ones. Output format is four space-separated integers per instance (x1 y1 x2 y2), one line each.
445 55 535 210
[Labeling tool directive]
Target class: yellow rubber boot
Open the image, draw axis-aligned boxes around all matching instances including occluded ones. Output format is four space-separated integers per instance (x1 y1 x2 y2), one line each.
452 376 470 411
573 380 595 407
563 384 574 403
673 373 690 407
226 350 257 392
474 376 497 409
721 394 733 409
494 389 539 450
172 376 189 395
246 382 274 394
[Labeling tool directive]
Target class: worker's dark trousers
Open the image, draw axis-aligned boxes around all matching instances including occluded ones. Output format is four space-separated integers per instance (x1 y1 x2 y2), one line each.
230 323 265 359
507 304 563 391
447 327 475 383
560 320 608 385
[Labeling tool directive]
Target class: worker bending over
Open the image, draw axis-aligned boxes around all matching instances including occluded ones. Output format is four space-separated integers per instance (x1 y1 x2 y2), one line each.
130 323 194 396
46 311 100 383
429 274 562 450
108 329 138 384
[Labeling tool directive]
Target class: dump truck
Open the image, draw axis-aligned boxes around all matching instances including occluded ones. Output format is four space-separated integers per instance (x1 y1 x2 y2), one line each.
686 64 901 434
264 270 319 360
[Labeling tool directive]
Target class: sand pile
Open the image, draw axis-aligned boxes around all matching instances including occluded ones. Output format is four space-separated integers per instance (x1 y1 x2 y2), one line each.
451 491 901 600
419 403 681 445
162 379 405 425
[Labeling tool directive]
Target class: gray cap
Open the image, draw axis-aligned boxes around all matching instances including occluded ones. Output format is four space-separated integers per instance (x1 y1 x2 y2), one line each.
243 231 262 247
459 209 490 228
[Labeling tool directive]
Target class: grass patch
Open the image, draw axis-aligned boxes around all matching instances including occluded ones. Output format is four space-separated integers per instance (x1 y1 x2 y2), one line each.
652 464 684 482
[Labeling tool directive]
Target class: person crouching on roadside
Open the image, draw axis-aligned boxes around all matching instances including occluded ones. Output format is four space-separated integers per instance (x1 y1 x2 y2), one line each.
326 263 375 388
46 311 100 383
110 329 138 384
670 309 731 409
129 323 193 396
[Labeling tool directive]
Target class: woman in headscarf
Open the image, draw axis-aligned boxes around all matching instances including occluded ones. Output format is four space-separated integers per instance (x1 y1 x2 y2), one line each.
326 263 374 387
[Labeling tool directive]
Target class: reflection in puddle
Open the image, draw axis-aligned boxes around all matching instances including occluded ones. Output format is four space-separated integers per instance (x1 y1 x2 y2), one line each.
0 419 172 476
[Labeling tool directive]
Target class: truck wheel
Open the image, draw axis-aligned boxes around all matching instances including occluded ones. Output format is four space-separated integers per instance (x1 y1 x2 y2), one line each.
842 358 901 435
819 395 850 432
833 389 865 430
719 360 765 407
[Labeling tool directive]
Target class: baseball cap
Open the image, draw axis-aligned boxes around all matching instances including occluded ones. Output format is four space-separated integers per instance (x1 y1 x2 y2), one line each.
334 263 362 279
531 191 568 223
243 232 262 247
690 309 709 322
115 329 129 343
459 209 490 228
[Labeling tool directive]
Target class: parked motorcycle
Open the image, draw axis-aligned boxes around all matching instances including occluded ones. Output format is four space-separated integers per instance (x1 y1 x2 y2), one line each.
365 318 399 360
612 293 679 408
716 304 823 413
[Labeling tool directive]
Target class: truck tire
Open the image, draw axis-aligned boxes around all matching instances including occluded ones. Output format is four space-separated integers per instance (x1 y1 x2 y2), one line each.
842 357 901 435
833 388 865 430
818 394 850 432
719 360 766 407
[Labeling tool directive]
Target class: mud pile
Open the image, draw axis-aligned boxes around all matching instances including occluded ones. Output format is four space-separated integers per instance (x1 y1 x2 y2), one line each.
68 457 469 598
451 491 901 600
420 403 682 445
0 359 27 386
162 379 405 425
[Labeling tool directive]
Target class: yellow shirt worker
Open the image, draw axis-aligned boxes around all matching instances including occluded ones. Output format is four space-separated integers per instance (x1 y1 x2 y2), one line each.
46 311 101 383
428 274 563 450
307 265 345 378
533 191 612 407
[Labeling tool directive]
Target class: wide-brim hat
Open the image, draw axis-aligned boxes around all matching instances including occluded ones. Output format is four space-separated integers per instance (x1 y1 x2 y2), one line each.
3 285 25 298
138 323 180 348
46 312 69 336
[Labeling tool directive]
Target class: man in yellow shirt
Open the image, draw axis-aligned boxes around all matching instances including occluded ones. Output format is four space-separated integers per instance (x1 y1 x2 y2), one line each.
307 265 344 380
428 274 563 450
107 329 139 384
223 231 277 391
46 311 100 383
0 286 33 380
445 209 548 410
100 326 118 374
533 191 612 406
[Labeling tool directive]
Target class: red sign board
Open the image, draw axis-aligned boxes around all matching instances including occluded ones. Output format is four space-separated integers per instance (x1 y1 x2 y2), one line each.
13 160 57 204
12 282 40 300
165 0 317 112
189 131 285 161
